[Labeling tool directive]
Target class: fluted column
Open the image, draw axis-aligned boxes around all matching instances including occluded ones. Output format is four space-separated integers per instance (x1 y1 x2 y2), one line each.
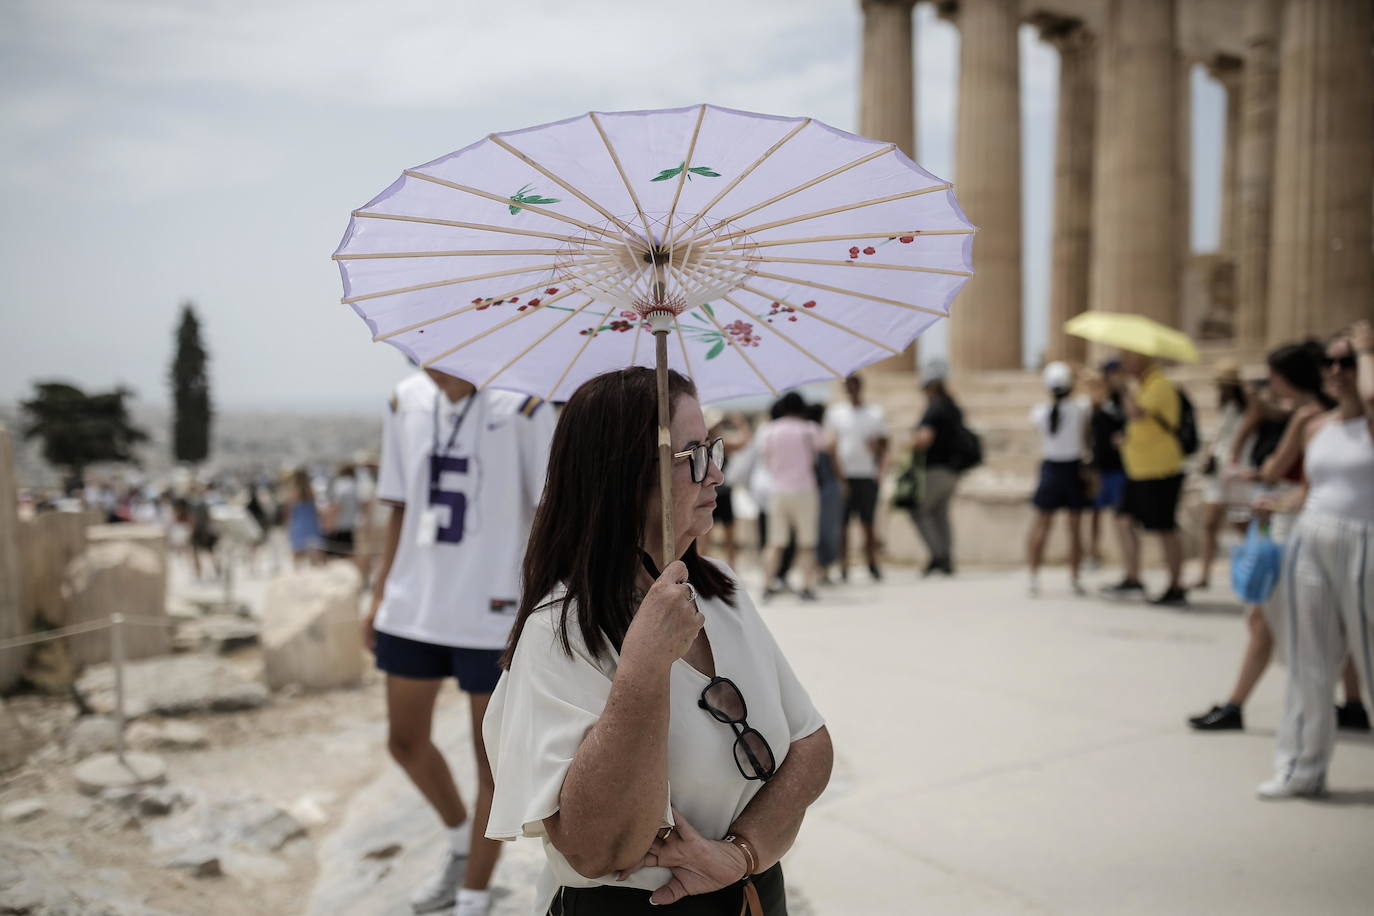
1040 17 1097 365
1266 0 1374 345
1089 0 1179 327
1234 0 1281 347
859 0 920 372
1211 56 1244 256
947 0 1023 371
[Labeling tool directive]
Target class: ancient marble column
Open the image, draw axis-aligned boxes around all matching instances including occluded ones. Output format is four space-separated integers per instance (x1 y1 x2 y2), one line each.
1266 0 1374 345
1211 56 1244 257
0 426 23 693
1089 0 1179 327
947 0 1023 371
1233 0 1281 348
1039 17 1096 365
859 0 920 372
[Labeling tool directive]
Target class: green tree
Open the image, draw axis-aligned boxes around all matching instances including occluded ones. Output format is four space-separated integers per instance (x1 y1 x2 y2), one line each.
170 302 212 464
20 382 148 492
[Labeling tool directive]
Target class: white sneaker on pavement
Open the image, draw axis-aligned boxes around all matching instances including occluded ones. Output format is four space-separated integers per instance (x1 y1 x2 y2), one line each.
1255 772 1326 800
455 888 491 916
410 849 467 913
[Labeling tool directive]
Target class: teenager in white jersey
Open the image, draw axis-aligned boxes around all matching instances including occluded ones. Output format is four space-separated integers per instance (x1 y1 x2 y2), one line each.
364 368 554 915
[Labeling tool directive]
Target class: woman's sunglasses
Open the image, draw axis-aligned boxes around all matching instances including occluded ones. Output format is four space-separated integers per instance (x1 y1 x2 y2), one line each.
1322 355 1357 371
698 676 776 781
672 437 726 484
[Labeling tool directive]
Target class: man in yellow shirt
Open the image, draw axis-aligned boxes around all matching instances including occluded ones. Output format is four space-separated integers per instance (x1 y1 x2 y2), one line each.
1102 349 1187 606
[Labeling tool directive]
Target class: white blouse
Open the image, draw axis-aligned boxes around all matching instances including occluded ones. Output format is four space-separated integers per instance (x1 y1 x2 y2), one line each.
483 561 825 916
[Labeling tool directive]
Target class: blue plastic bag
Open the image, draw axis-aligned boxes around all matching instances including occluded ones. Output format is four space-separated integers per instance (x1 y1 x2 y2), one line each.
1231 519 1283 605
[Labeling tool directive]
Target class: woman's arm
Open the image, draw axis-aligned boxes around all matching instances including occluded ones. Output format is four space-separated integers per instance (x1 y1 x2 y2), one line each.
543 562 702 878
1258 404 1323 485
634 727 835 906
1228 400 1262 466
727 725 834 872
1352 320 1374 427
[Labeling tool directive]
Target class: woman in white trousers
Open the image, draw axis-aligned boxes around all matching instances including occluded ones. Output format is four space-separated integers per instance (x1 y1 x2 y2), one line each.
1259 322 1374 799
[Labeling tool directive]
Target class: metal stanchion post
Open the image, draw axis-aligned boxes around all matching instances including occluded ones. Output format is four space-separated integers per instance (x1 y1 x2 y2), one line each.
110 612 127 765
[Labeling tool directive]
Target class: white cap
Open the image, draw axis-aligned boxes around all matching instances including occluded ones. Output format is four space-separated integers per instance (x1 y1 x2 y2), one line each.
1042 361 1074 392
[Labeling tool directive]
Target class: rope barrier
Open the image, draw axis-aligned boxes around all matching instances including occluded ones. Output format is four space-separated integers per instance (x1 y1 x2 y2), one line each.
0 613 177 652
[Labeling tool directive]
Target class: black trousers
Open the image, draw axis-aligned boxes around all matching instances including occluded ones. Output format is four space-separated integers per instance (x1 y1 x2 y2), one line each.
550 863 786 915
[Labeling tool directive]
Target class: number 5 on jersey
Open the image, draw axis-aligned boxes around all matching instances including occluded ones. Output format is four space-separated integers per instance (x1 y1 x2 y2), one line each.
420 454 469 546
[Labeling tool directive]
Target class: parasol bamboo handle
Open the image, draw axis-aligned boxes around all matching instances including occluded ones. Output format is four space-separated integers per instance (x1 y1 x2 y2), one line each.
655 328 675 572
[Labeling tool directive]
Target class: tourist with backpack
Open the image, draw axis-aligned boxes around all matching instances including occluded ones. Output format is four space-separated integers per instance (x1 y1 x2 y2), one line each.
908 365 978 576
1101 348 1190 606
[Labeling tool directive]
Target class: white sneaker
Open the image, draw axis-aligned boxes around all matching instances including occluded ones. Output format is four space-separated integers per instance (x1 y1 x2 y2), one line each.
1256 773 1326 800
410 849 467 913
455 889 491 916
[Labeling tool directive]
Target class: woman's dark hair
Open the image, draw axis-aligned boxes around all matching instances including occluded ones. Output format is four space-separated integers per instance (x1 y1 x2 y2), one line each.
1218 380 1248 412
773 391 806 418
802 402 825 425
1048 388 1070 435
501 368 736 668
1268 339 1336 409
923 378 950 401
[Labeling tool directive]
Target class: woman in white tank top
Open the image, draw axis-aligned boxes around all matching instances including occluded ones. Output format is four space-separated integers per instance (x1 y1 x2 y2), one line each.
1258 322 1374 799
1026 362 1091 597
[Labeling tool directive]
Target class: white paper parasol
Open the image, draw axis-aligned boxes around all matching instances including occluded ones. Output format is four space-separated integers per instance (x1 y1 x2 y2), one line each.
334 103 975 564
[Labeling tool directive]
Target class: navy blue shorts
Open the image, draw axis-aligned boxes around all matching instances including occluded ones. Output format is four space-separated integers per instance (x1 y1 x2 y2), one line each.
1095 469 1126 510
1032 459 1086 512
373 631 503 694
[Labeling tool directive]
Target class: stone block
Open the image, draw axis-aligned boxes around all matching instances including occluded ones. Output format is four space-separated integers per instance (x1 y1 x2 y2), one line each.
262 562 364 692
62 540 170 666
0 426 22 694
74 751 166 795
16 508 97 631
76 654 268 718
66 715 120 757
0 699 39 772
2 798 47 822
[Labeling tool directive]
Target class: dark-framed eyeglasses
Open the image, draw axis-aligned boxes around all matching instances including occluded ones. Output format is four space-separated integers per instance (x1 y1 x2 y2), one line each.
698 676 776 782
1322 354 1357 371
673 437 726 484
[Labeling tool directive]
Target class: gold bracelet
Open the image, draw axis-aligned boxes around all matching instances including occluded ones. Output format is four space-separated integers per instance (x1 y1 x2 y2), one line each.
723 833 757 878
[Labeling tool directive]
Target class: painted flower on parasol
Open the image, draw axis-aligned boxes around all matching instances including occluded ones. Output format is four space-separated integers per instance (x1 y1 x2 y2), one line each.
333 103 975 562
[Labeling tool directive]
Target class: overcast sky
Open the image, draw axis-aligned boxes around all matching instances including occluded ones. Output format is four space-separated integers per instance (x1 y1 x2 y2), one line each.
0 0 1223 413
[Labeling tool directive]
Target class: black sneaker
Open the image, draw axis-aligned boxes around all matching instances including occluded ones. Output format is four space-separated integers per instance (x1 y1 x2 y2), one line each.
1150 587 1189 607
1101 578 1145 598
799 588 819 603
1189 703 1243 731
1337 700 1372 732
868 563 883 582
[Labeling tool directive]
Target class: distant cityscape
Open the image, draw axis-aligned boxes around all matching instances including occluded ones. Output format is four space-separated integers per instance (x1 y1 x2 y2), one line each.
0 401 382 489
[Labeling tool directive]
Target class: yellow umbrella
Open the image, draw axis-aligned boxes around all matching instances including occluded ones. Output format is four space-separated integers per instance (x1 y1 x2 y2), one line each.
1064 311 1199 364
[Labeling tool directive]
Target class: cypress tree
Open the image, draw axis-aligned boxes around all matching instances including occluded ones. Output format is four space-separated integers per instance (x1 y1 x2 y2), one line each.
170 302 212 464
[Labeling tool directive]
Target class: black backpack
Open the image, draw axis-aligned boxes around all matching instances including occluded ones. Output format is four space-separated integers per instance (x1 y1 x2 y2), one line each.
1153 385 1199 456
948 423 984 472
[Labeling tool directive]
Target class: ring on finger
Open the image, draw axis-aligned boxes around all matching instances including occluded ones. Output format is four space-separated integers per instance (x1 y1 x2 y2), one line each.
682 583 697 605
659 825 676 842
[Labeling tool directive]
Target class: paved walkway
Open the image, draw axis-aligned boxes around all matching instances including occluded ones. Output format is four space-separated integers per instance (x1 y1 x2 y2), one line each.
308 565 1374 915
767 569 1374 914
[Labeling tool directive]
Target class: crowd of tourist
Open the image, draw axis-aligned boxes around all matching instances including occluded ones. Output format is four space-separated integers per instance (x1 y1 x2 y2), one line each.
15 318 1369 912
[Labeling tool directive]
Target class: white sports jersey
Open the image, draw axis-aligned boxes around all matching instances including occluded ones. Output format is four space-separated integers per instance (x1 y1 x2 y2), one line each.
375 372 555 650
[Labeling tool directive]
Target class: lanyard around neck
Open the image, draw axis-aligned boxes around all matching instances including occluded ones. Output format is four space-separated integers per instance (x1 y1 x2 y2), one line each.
432 389 478 461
